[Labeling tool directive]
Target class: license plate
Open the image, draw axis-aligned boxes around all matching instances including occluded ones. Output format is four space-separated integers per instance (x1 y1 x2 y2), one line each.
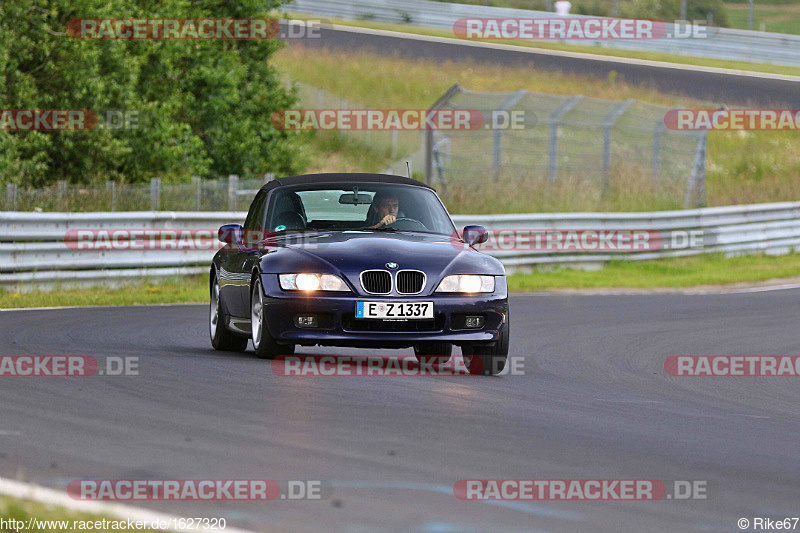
356 301 434 319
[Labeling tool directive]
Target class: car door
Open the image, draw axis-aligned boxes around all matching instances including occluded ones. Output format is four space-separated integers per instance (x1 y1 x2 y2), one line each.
234 191 269 317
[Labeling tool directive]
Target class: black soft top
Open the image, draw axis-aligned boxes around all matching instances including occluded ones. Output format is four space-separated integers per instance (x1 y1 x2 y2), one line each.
258 173 433 193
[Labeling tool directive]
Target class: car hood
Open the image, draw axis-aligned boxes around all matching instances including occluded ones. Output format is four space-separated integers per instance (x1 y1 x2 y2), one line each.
259 231 504 285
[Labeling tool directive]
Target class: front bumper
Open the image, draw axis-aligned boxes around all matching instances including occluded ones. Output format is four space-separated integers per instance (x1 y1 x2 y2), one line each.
259 273 508 349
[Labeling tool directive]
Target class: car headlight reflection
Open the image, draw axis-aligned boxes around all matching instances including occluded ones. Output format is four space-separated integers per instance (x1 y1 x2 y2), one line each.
279 273 349 292
435 275 495 293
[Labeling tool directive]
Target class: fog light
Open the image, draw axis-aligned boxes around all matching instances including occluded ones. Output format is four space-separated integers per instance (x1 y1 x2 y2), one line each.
295 315 319 328
465 316 484 328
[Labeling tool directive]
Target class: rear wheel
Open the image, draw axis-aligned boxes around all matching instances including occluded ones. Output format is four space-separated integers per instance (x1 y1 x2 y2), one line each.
251 277 294 360
414 342 452 366
210 275 248 352
463 322 509 376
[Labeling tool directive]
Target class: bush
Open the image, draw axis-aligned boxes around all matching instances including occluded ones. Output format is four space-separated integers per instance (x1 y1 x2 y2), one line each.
0 0 300 187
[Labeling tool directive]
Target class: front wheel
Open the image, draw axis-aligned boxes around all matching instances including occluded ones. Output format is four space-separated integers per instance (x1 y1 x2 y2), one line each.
463 322 509 376
251 277 294 359
210 275 248 352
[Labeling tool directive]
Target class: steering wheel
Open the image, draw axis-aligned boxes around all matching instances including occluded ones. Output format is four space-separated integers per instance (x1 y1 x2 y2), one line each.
387 217 428 231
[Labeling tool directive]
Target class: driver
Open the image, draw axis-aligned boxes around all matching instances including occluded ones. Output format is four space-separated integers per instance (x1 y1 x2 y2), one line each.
367 193 400 229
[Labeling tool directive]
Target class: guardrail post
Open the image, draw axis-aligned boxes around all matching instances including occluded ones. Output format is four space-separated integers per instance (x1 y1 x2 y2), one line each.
192 176 201 211
602 99 635 192
150 177 161 211
228 174 239 211
264 173 275 183
106 180 116 211
6 183 17 211
548 95 583 183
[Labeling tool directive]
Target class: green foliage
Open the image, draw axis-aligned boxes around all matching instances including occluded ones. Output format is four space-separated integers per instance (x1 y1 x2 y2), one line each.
623 0 729 26
0 0 299 187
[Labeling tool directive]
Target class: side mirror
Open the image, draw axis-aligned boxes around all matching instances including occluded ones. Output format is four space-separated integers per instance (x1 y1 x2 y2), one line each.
463 225 488 246
218 224 243 245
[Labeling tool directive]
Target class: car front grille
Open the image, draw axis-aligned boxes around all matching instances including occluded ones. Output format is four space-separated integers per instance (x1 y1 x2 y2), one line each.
396 270 425 294
360 270 392 294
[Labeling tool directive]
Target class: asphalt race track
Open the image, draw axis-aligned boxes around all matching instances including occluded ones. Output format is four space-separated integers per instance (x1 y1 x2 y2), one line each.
1 291 799 532
292 25 800 107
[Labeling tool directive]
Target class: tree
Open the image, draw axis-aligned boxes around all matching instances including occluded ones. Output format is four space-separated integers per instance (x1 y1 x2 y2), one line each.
0 0 299 186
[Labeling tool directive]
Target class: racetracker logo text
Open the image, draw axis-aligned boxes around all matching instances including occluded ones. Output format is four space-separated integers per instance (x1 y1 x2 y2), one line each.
66 18 321 40
665 356 800 376
665 109 800 131
452 18 706 40
454 479 709 500
271 355 525 376
68 479 331 500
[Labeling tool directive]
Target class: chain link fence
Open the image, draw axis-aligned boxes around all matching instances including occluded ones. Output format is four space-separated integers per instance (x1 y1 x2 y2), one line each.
1 176 273 213
425 85 707 211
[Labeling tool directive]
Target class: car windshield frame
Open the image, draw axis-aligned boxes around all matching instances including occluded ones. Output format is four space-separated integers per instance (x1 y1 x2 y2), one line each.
264 182 457 237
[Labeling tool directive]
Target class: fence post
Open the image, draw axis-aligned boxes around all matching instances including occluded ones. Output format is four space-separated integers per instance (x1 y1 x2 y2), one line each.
192 176 201 211
685 132 708 208
492 90 529 175
228 174 239 211
57 180 67 202
601 99 635 192
150 177 161 211
424 84 462 186
264 173 275 183
106 180 116 211
548 95 583 182
391 129 399 159
652 120 664 182
7 184 17 211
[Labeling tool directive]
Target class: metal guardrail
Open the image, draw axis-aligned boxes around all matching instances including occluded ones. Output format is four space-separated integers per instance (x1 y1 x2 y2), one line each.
286 0 800 68
2 202 800 288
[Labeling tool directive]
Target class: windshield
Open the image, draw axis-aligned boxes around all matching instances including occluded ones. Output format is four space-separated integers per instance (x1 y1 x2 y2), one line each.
266 183 456 236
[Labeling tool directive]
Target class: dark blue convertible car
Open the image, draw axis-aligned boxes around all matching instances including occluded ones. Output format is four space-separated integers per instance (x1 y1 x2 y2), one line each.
209 173 509 375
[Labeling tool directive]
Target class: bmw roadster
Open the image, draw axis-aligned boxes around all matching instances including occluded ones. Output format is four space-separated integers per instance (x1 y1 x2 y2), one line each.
209 173 509 375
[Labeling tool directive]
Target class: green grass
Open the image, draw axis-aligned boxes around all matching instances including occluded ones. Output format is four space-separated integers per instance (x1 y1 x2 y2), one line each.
507 252 800 290
2 253 800 309
0 495 156 532
726 3 800 34
280 12 800 77
274 45 800 213
0 275 208 309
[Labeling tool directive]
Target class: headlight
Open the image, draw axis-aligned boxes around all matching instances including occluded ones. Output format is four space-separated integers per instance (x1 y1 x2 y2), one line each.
279 273 349 292
435 275 495 293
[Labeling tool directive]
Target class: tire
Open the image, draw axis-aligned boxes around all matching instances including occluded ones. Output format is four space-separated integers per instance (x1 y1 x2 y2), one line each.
210 274 248 352
251 277 294 360
414 342 452 366
463 322 509 376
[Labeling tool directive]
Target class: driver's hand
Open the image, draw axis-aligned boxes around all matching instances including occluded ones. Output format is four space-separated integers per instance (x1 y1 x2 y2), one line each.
379 214 396 227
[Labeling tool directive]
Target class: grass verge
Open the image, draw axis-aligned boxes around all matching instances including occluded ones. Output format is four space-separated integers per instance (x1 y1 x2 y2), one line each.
279 12 800 78
2 253 800 309
0 276 208 309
